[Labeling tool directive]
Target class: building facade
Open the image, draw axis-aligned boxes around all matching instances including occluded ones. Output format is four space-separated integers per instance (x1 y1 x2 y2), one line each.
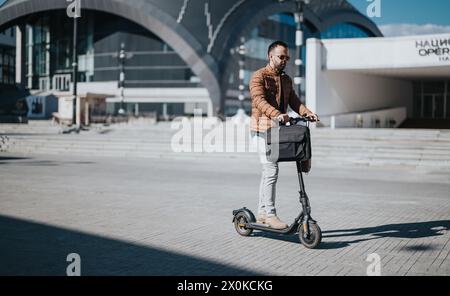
0 26 15 88
306 33 450 128
0 0 381 119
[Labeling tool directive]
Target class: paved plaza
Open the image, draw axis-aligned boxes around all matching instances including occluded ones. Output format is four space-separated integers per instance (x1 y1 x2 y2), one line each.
0 152 449 276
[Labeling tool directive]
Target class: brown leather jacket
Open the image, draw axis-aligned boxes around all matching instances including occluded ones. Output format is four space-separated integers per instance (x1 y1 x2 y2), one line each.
250 64 312 132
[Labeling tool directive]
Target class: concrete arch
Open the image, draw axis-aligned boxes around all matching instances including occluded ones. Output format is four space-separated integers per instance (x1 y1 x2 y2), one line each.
0 0 222 114
216 1 381 69
216 1 322 106
215 0 322 68
217 0 382 106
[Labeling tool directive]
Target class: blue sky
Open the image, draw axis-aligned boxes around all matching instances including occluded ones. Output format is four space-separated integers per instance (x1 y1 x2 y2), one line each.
348 0 450 36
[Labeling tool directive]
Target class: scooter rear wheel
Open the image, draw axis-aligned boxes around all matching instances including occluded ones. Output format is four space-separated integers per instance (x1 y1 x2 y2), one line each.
234 213 253 236
298 223 322 249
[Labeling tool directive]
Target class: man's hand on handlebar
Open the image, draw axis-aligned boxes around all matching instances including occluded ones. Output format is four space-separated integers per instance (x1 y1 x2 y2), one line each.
277 114 290 124
278 113 319 124
304 113 320 122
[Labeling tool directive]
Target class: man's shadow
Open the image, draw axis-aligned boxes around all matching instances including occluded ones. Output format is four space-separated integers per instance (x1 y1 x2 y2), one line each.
251 220 450 250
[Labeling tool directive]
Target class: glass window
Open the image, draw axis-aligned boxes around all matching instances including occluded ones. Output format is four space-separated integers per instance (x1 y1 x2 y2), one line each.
9 49 14 66
435 95 445 118
321 23 372 39
0 48 15 85
268 14 296 26
9 66 15 84
243 70 253 86
447 81 450 118
423 81 445 94
228 72 234 85
413 95 422 118
0 50 3 82
423 94 433 118
227 12 320 98
446 95 450 119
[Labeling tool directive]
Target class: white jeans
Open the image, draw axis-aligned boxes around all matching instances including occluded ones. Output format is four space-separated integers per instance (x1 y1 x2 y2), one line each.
252 134 279 217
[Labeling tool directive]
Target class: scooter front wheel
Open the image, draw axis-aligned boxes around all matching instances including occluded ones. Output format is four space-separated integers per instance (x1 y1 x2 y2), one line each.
298 223 322 249
234 213 253 237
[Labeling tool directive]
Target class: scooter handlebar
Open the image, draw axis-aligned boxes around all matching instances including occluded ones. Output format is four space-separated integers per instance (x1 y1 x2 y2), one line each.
280 117 314 126
290 117 310 124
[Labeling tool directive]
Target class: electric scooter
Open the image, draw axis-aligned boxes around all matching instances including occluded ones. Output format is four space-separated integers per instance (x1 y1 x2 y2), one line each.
232 117 322 249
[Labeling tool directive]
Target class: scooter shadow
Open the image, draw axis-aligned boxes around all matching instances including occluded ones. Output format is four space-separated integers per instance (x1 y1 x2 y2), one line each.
250 231 300 244
250 220 450 250
250 230 351 250
321 220 450 250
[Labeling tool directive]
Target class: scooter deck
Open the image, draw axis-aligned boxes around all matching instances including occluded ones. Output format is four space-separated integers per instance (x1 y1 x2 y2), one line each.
247 222 298 234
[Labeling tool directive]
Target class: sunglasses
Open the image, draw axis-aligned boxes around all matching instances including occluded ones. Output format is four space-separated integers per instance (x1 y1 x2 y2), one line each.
274 55 290 61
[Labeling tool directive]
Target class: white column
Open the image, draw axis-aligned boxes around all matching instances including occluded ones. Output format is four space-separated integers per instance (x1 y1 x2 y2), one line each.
305 38 323 117
134 103 139 117
207 100 213 117
163 103 168 120
85 99 89 126
76 96 81 125
26 25 33 89
45 26 50 78
15 26 22 84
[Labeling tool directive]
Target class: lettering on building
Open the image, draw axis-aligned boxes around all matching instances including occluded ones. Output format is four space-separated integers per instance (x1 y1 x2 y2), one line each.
415 37 450 62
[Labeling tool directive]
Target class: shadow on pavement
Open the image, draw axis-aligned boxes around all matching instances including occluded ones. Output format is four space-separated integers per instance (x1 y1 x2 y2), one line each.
321 220 450 249
0 160 61 166
0 156 95 166
0 215 260 276
0 156 30 162
249 220 450 251
251 231 300 244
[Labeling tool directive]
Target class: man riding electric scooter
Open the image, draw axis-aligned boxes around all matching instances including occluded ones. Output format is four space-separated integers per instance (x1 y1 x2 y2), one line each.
232 41 321 249
249 40 318 229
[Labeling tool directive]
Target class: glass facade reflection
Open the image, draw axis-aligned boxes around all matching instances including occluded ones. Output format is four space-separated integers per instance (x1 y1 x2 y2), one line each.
0 46 15 85
0 1 382 118
22 10 200 91
0 27 15 86
413 81 450 119
321 23 372 39
225 13 376 115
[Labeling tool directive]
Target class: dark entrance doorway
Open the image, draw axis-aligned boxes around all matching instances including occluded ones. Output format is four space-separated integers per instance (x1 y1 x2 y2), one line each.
403 81 450 129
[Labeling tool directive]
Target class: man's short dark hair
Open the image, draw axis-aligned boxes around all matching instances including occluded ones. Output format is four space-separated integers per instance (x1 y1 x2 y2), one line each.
268 40 288 56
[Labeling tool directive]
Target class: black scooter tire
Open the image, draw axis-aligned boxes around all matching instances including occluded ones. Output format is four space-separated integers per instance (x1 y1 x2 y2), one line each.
298 223 322 249
234 213 253 237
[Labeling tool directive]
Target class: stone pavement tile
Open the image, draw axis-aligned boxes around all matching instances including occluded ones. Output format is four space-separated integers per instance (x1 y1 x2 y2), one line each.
309 263 330 276
381 254 396 267
344 268 366 276
381 269 402 276
440 259 450 273
428 248 450 271
1 153 450 275
315 266 347 276
404 272 430 276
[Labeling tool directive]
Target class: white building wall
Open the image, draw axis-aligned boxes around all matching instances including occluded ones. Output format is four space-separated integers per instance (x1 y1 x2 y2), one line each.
317 71 413 117
74 82 214 116
306 34 450 119
324 33 450 70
